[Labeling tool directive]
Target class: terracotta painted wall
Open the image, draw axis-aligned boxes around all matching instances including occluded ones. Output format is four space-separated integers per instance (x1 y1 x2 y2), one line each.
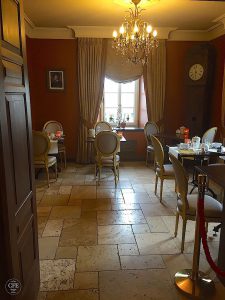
164 40 200 134
210 34 225 137
26 38 79 160
26 35 225 161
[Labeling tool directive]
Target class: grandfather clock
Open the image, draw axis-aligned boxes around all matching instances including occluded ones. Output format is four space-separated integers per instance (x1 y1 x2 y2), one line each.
184 44 215 137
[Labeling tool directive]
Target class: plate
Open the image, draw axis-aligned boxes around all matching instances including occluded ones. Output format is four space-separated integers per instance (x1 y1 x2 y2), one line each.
211 142 222 148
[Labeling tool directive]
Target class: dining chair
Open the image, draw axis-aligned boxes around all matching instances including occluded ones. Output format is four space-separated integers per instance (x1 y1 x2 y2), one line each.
151 135 175 202
43 120 66 168
144 121 159 166
169 153 222 253
94 121 112 135
94 131 120 186
202 127 217 144
32 130 57 187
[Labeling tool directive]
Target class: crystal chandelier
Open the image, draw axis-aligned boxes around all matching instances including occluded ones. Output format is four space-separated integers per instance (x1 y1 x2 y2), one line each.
112 0 158 64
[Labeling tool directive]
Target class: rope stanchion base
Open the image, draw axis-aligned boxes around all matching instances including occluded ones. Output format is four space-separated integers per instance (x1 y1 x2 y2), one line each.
174 269 215 298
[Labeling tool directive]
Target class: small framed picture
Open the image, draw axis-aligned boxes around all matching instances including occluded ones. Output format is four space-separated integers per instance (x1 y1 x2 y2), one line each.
48 70 64 90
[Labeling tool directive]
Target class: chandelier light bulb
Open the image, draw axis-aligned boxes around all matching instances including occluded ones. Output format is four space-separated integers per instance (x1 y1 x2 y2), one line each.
153 30 157 37
113 30 118 38
119 25 125 35
134 23 139 33
146 25 152 33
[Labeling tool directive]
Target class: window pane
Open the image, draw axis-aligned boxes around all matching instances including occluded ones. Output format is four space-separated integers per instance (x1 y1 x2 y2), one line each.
121 81 135 93
121 108 135 122
104 93 118 108
104 78 119 92
121 93 135 107
104 108 117 123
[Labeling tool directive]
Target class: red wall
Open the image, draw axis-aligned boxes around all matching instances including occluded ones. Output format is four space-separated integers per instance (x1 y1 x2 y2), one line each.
26 35 225 161
26 38 79 160
210 34 225 135
164 40 200 134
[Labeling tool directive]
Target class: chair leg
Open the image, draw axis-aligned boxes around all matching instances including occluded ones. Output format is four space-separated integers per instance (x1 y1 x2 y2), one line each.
160 178 164 203
64 150 67 168
117 166 120 180
205 222 208 235
174 212 179 237
114 166 117 187
98 166 101 185
181 219 187 253
55 162 58 179
155 175 158 195
46 167 50 188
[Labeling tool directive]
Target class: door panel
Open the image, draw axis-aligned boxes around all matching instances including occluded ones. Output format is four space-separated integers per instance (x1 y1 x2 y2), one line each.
0 0 40 299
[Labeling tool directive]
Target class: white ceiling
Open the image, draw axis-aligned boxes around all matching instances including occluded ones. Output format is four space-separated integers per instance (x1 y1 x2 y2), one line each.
24 0 225 31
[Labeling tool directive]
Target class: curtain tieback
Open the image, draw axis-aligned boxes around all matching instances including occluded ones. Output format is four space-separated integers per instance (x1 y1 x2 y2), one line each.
81 117 94 129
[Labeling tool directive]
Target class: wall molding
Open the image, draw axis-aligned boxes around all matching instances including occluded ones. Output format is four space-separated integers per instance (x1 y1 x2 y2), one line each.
25 14 225 41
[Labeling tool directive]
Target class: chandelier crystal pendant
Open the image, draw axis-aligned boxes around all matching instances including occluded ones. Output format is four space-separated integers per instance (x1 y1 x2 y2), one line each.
112 0 158 64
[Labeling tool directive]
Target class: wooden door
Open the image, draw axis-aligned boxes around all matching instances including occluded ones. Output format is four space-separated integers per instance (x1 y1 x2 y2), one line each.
0 0 40 299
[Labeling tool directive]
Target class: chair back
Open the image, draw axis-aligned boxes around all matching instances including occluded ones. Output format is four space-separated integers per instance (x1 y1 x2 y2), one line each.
33 131 50 162
43 120 63 134
202 127 217 143
144 122 159 144
169 153 189 211
94 131 120 158
95 121 112 135
150 135 164 169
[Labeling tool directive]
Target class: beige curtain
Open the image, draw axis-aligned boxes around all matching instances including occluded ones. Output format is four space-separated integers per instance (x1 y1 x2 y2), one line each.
105 39 143 83
77 38 107 163
221 64 225 140
143 40 166 132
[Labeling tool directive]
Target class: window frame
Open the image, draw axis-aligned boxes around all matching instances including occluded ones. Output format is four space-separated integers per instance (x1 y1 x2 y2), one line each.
103 78 140 127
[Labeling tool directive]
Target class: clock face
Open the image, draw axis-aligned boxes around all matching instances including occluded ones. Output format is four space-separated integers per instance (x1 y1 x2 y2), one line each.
189 64 204 81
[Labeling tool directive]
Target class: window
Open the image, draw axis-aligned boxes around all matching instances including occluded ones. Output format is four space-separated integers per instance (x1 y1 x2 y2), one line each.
103 78 139 126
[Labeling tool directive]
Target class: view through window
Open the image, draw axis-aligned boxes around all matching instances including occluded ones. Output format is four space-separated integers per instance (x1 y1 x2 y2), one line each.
103 78 139 126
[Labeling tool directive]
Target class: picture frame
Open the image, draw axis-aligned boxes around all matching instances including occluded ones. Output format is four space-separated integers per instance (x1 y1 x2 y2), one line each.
48 70 64 90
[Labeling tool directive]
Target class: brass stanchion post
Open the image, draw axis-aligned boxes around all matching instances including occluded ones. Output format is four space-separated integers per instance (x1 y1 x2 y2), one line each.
174 174 215 298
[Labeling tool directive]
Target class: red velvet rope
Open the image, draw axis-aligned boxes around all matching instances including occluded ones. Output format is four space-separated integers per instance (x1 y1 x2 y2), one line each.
198 197 225 277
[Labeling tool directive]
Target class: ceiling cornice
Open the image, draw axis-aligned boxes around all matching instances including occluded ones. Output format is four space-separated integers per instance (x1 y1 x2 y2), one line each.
24 13 225 41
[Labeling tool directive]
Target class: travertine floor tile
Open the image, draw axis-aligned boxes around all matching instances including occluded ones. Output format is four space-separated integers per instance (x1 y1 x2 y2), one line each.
120 255 165 270
37 207 52 217
147 216 170 233
46 290 99 300
70 186 96 199
76 245 120 272
140 203 174 217
38 216 48 237
97 189 123 199
99 269 177 300
42 219 64 237
49 206 81 219
39 195 69 207
123 192 152 204
82 199 111 211
55 246 77 259
39 237 59 260
40 259 75 291
132 224 150 234
118 244 139 256
97 210 146 225
74 272 98 289
58 185 72 195
112 202 140 210
98 225 135 244
135 232 179 255
60 219 97 246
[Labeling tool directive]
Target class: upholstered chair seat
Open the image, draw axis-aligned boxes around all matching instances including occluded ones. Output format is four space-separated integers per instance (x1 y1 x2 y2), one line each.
169 153 222 253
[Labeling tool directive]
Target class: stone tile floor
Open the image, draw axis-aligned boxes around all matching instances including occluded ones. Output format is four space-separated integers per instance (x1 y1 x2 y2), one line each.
36 162 225 300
